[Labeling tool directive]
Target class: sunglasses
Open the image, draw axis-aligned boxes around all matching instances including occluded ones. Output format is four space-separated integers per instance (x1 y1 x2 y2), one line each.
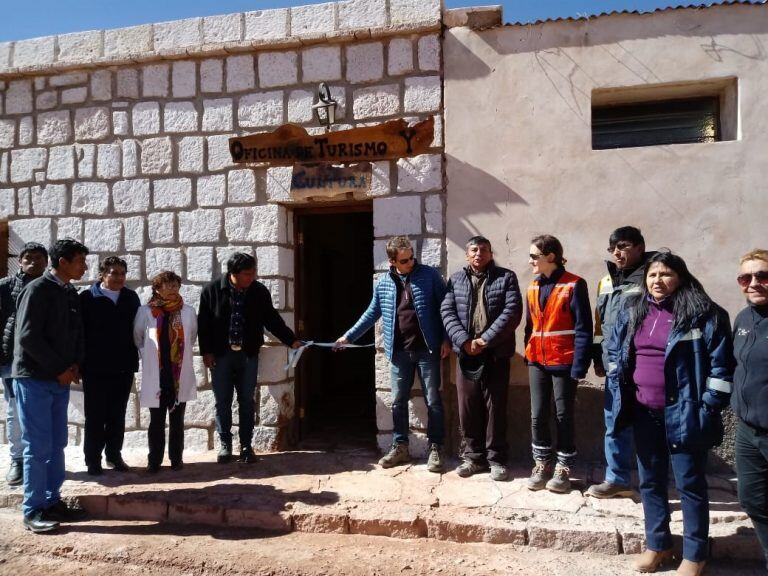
607 241 634 253
737 270 768 288
529 253 543 260
394 256 414 265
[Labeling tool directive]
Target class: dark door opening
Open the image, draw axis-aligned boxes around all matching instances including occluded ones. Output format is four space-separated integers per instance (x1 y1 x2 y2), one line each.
295 206 376 451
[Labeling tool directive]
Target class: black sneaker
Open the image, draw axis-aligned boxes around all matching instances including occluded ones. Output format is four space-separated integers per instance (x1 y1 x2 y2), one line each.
105 457 130 472
170 461 184 471
147 463 161 474
23 510 59 533
6 459 23 486
239 446 257 464
217 441 233 464
43 500 87 522
456 459 490 478
87 464 104 476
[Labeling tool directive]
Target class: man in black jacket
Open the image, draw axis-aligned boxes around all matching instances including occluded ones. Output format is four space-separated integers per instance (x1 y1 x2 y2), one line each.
13 238 89 533
441 236 522 481
1 242 47 486
198 252 301 464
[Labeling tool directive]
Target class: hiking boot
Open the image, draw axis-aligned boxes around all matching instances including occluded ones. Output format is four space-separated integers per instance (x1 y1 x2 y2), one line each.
87 464 104 476
546 463 571 493
239 446 257 464
378 443 411 468
490 463 509 481
426 444 444 473
6 459 23 486
586 481 634 499
217 441 233 464
456 459 490 478
170 461 184 471
633 548 674 573
676 559 706 576
526 460 553 491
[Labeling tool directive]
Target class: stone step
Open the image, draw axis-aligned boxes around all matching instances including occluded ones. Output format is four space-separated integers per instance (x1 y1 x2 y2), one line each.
0 448 761 562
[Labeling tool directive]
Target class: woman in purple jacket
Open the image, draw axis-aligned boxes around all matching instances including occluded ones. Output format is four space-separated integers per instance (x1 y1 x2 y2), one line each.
607 252 733 576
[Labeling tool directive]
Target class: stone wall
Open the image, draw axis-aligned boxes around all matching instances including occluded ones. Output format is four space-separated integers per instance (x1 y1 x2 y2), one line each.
0 0 446 456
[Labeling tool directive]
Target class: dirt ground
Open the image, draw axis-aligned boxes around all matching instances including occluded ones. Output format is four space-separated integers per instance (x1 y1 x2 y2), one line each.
0 510 763 576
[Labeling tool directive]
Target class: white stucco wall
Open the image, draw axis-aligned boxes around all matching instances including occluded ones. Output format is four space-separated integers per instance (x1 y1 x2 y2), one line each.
445 4 768 328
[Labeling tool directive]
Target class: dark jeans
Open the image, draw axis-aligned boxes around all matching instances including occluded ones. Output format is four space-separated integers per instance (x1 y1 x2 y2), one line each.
456 354 510 465
735 419 768 569
529 366 577 465
210 350 259 447
148 397 186 467
634 405 709 562
82 372 134 466
390 349 444 446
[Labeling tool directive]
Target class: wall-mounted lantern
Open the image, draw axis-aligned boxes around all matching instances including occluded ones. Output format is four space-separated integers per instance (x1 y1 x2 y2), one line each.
311 82 338 128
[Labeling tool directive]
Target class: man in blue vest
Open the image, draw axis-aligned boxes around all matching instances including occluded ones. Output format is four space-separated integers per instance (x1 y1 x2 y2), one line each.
336 236 449 472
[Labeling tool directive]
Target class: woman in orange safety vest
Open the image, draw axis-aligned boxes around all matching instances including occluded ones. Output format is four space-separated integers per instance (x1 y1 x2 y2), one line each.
524 235 592 494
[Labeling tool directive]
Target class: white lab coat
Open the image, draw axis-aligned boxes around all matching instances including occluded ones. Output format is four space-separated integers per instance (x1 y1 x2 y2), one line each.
133 304 198 409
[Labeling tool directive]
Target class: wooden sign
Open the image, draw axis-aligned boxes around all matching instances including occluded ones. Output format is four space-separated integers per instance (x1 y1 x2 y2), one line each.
229 117 434 166
290 163 372 202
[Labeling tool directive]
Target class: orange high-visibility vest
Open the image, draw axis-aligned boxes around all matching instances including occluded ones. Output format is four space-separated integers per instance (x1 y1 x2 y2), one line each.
525 271 581 366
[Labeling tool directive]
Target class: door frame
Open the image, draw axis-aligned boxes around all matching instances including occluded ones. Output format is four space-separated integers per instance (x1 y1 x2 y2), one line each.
292 200 373 442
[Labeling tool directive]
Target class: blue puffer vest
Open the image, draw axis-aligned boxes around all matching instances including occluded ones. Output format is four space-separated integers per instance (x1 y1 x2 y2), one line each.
344 263 446 359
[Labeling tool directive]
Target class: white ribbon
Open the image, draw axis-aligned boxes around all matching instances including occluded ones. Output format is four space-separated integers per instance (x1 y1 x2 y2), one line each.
285 340 375 370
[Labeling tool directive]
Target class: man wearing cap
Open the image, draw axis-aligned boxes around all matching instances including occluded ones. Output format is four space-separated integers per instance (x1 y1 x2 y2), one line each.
0 243 48 486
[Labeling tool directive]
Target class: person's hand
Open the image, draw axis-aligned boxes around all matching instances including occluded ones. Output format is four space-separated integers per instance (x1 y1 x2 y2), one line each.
291 340 303 349
594 365 606 378
202 353 216 369
56 366 77 387
334 336 349 351
472 338 487 352
440 341 452 359
462 340 479 356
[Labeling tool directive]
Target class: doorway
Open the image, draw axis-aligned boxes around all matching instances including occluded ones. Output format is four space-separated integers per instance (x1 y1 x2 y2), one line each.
294 205 376 451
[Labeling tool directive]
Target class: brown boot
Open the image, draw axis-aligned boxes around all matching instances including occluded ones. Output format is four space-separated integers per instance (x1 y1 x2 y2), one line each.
633 549 674 573
676 559 706 576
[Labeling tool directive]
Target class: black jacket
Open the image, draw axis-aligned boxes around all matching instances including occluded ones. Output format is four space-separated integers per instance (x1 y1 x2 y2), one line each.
13 271 85 380
198 276 297 357
732 304 768 430
80 284 141 375
0 272 28 366
441 261 523 358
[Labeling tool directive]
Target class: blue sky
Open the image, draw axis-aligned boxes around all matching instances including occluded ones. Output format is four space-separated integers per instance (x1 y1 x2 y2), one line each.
0 1 739 42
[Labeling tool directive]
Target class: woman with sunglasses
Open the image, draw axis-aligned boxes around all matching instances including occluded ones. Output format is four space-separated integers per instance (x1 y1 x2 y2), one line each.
732 249 768 572
524 235 592 493
607 251 733 576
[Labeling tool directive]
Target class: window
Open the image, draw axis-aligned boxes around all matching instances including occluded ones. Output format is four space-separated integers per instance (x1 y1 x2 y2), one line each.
591 78 738 151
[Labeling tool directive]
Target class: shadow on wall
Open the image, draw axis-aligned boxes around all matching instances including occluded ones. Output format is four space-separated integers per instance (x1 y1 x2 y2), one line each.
445 5 767 82
444 154 528 249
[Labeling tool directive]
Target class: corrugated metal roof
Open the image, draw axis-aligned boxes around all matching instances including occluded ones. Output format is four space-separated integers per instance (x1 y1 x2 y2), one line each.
506 0 767 26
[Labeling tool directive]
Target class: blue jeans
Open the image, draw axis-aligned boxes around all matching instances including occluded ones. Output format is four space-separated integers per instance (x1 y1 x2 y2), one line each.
2 365 23 461
14 378 70 518
390 350 444 446
604 380 635 485
210 350 259 447
634 405 709 562
735 419 768 570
